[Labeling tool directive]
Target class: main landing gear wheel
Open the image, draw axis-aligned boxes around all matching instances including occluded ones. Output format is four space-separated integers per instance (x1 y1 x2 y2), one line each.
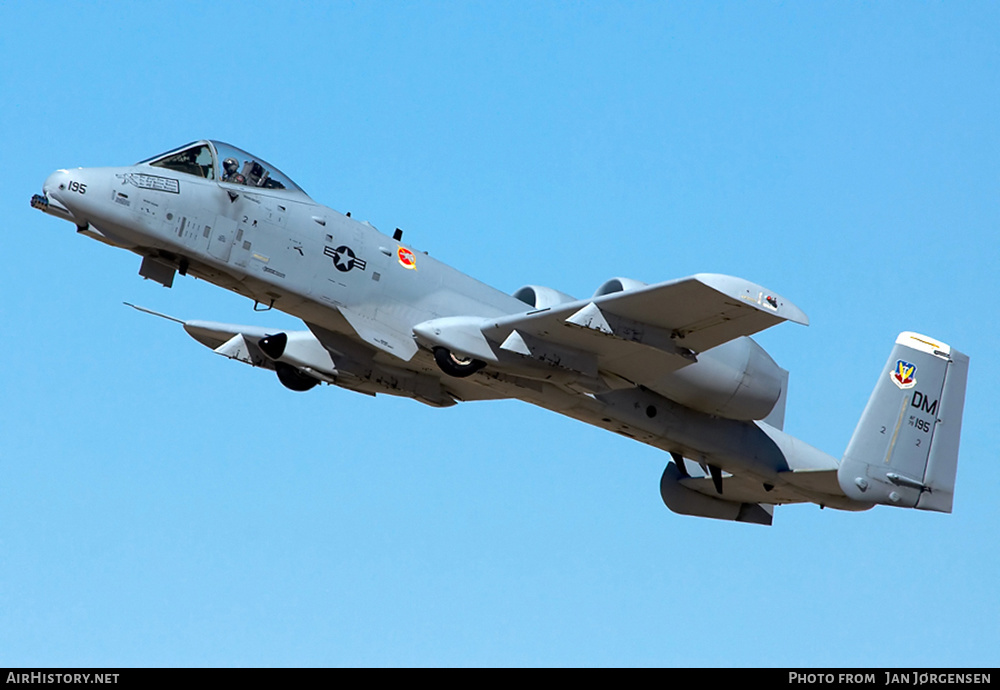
275 362 319 392
433 347 486 378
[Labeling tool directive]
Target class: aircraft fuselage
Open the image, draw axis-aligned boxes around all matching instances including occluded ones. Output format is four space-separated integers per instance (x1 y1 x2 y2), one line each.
41 140 968 524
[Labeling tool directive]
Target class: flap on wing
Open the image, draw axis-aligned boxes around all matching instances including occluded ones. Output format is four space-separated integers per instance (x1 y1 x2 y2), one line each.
338 305 419 361
477 273 807 383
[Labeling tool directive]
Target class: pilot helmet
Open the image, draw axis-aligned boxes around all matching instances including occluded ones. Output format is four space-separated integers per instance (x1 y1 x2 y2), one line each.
223 157 239 175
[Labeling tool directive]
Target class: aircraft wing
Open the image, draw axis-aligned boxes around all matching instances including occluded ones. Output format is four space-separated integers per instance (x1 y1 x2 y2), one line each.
417 273 807 391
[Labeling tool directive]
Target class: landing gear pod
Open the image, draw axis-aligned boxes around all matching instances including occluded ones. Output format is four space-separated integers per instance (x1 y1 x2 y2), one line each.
275 362 320 392
433 347 486 378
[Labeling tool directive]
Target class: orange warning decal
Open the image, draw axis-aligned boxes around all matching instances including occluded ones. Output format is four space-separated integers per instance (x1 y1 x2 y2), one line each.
397 246 417 270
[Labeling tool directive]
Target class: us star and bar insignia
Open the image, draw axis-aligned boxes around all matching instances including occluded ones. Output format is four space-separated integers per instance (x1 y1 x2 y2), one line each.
325 245 367 273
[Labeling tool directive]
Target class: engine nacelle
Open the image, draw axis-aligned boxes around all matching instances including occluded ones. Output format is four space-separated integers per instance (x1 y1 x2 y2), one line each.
593 276 647 297
652 337 785 421
512 285 577 309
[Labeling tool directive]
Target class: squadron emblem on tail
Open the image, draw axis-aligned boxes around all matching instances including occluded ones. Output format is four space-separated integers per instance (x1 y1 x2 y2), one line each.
891 359 917 389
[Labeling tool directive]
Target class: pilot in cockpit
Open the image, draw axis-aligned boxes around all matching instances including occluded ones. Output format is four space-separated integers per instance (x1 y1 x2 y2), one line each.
222 157 246 185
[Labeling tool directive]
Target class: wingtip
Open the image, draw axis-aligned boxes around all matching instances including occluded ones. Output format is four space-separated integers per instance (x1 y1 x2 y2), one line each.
788 305 810 327
694 273 809 327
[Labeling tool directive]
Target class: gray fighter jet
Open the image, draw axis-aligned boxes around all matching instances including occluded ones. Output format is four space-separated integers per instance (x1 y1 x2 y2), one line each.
33 140 968 525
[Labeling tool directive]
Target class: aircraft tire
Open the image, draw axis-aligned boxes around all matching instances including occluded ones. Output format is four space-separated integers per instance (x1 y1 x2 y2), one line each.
275 362 320 392
433 347 486 378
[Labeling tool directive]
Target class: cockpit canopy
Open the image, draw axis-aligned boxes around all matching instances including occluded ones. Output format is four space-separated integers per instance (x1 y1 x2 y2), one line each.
138 140 308 196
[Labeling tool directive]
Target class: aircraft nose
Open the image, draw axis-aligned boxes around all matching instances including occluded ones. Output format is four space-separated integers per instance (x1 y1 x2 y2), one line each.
35 169 80 224
43 169 71 200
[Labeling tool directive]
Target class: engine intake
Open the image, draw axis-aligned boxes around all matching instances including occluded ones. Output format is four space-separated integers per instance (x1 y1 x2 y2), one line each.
593 277 647 297
512 285 577 309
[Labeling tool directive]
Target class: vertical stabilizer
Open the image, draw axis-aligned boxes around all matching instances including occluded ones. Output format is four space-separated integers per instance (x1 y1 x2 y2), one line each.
838 332 968 512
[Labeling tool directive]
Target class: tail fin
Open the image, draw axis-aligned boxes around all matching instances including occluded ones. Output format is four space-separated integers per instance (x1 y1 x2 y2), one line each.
838 332 969 512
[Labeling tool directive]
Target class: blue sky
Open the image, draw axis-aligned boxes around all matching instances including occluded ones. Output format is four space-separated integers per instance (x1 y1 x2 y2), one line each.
2 1 998 666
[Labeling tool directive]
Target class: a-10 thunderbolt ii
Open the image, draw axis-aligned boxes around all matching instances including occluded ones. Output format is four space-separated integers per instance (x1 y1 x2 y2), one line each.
32 140 969 525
